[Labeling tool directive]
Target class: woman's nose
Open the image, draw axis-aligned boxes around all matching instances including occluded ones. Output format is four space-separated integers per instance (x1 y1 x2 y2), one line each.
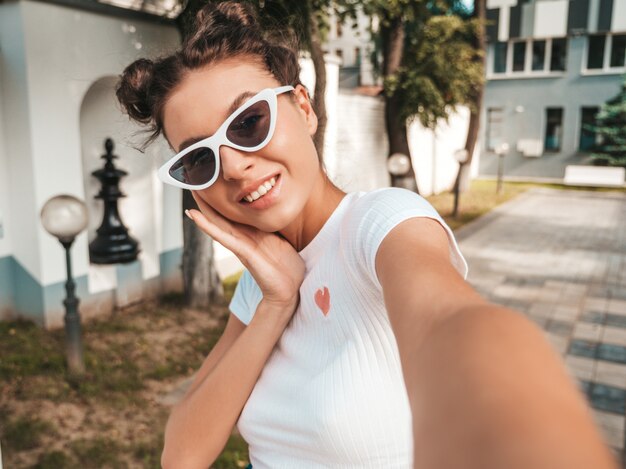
219 145 253 181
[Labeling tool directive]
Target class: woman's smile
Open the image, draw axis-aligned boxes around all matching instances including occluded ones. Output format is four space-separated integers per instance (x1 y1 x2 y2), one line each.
238 173 282 210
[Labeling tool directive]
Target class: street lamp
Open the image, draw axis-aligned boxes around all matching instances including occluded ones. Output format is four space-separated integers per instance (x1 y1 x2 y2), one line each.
494 142 510 195
452 149 469 218
387 152 412 177
41 195 88 374
387 152 414 189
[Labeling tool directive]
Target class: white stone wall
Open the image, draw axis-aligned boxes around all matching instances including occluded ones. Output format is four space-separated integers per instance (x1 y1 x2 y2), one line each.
0 0 180 290
0 1 37 271
79 76 178 294
0 47 11 259
329 93 475 197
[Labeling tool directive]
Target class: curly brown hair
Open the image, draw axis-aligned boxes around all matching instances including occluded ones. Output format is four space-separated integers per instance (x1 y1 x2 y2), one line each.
116 1 302 148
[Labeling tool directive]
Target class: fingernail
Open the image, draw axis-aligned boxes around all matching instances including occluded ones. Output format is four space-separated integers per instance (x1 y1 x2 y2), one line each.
185 209 194 220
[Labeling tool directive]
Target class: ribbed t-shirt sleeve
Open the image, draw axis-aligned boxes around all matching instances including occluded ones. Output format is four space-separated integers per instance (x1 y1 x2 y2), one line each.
345 188 468 289
228 269 263 326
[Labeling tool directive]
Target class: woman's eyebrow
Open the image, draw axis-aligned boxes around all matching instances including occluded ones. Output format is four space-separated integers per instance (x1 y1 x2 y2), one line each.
227 90 256 116
178 135 208 153
177 90 257 152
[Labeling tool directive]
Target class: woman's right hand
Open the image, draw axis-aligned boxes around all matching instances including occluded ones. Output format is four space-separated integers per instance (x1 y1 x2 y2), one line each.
187 192 306 315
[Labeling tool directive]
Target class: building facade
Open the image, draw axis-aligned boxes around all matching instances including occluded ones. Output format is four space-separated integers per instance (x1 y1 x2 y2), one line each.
324 8 379 88
480 0 626 179
0 0 183 327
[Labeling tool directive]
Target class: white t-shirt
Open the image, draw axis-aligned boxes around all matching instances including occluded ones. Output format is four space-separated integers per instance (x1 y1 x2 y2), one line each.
229 188 468 468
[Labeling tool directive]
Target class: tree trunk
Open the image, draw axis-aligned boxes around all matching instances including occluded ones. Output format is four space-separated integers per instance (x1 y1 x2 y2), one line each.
385 93 419 192
453 0 486 217
381 16 419 193
308 15 327 161
182 190 223 311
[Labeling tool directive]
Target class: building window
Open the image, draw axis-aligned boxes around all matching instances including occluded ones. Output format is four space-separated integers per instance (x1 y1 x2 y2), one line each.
550 38 567 72
493 42 508 74
336 19 343 38
585 34 626 70
336 49 343 59
512 41 526 72
486 108 504 151
587 34 606 69
579 107 599 151
532 40 546 71
491 38 566 76
544 108 563 152
610 34 626 68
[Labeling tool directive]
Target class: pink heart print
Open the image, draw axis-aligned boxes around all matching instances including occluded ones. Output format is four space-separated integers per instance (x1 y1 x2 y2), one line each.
315 287 331 316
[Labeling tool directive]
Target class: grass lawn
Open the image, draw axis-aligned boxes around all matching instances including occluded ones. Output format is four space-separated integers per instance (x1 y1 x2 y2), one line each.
427 179 625 231
0 296 248 468
1 179 623 468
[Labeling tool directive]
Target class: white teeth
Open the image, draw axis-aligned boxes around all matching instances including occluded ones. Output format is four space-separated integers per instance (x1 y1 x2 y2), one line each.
243 176 278 202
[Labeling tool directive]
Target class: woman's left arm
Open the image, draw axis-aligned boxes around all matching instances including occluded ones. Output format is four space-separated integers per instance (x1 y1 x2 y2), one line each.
376 217 618 469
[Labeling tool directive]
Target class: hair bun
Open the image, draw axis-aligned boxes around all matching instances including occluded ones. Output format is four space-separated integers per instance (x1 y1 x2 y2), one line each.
195 2 258 32
116 58 155 124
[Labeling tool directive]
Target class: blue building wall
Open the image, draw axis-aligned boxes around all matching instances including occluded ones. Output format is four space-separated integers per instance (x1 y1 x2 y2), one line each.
480 36 624 179
0 248 182 327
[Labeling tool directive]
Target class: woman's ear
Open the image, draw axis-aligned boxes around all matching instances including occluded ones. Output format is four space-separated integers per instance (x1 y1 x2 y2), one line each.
293 84 318 136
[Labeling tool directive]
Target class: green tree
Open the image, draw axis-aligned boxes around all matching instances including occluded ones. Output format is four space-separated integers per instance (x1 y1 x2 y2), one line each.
342 0 483 193
589 77 626 168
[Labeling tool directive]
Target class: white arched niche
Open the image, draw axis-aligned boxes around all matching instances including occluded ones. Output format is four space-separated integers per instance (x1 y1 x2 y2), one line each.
79 75 173 296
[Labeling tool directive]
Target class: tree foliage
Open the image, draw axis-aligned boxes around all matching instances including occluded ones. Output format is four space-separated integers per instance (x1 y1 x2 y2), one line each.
344 0 483 128
389 14 483 128
336 0 483 193
589 77 626 168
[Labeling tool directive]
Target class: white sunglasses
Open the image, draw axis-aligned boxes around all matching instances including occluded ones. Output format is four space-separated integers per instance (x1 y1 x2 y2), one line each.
158 85 295 190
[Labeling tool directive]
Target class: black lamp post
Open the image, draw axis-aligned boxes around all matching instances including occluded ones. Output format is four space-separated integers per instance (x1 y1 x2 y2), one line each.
89 138 140 264
495 142 510 195
452 149 469 218
41 195 88 375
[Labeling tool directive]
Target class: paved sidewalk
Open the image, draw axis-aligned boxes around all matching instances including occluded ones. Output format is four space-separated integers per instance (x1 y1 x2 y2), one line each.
456 187 626 464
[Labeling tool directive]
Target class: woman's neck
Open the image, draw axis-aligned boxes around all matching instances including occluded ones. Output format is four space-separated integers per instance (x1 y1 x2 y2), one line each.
279 174 346 252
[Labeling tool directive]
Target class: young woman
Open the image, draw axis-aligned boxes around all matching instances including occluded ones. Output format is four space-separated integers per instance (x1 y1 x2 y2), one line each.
116 2 617 468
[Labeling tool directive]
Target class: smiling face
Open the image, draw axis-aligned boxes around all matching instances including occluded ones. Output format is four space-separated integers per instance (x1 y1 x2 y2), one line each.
162 57 321 233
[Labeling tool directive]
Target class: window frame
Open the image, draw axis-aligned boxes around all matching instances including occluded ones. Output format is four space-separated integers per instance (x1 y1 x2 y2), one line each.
512 40 527 72
543 107 564 153
486 107 504 152
582 33 626 75
577 106 600 153
492 41 509 75
531 39 547 72
488 37 567 79
609 34 626 69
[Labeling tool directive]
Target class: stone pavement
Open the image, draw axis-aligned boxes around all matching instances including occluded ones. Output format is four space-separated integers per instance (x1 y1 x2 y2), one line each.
456 187 626 464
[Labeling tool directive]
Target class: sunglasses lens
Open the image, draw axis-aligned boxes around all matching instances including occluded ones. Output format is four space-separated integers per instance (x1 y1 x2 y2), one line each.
226 100 271 147
169 147 217 186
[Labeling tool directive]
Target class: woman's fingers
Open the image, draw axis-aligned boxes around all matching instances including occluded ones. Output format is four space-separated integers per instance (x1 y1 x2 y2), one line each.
186 209 244 256
191 192 236 235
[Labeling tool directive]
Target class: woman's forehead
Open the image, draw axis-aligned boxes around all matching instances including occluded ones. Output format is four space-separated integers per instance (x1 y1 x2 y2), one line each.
163 59 278 150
